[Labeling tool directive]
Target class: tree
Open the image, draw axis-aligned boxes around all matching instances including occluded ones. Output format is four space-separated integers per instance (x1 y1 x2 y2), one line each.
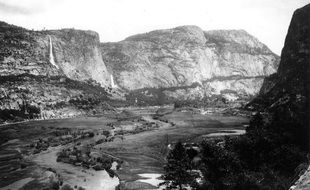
199 141 242 189
160 142 197 190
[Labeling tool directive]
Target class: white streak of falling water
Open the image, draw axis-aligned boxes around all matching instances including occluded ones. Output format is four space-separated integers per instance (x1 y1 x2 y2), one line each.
110 74 117 88
49 36 59 69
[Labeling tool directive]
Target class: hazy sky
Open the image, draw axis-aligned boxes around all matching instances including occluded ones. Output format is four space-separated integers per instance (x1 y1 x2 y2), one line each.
0 0 309 55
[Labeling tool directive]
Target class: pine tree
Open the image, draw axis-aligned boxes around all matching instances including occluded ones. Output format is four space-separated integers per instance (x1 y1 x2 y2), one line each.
160 142 197 190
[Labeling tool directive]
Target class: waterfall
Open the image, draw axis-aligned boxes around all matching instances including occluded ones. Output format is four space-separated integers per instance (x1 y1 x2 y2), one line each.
49 36 59 69
110 74 117 88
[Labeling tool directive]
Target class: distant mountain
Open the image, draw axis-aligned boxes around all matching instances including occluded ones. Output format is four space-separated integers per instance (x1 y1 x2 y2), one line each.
101 25 279 105
0 21 279 122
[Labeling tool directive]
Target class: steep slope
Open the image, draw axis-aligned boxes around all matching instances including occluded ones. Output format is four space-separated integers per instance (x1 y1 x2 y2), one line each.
41 29 110 86
170 5 309 189
0 21 111 86
0 21 60 76
0 74 114 123
247 4 310 190
0 22 114 123
101 26 279 104
250 3 310 113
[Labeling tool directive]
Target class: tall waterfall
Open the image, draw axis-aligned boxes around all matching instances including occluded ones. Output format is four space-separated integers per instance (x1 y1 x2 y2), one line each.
110 74 117 88
49 36 59 69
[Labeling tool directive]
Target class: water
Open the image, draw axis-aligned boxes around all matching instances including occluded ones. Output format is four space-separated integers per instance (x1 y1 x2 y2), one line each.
137 173 164 189
49 36 59 69
33 146 119 190
204 129 245 137
110 74 117 88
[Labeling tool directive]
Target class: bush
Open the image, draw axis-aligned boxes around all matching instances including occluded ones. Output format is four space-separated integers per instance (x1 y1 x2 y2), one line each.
88 132 95 138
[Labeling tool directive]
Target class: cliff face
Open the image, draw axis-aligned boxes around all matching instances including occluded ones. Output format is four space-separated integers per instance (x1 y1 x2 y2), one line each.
0 21 60 77
101 26 279 103
0 22 114 123
0 20 281 120
40 29 110 86
247 4 310 190
0 21 111 86
251 4 310 111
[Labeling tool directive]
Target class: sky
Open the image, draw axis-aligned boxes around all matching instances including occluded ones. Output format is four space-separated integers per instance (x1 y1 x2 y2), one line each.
0 0 309 55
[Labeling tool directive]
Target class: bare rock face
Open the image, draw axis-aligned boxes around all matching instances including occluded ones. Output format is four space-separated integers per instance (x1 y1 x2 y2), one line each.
0 20 281 120
0 22 113 123
0 22 111 87
101 25 279 103
38 29 110 87
0 21 60 76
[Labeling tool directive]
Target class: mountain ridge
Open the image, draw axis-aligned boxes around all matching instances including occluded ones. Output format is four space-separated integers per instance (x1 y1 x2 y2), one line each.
101 25 279 104
0 21 279 122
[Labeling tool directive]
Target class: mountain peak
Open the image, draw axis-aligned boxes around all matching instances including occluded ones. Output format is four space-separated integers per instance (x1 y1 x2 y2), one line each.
124 25 206 45
205 29 275 55
101 24 279 102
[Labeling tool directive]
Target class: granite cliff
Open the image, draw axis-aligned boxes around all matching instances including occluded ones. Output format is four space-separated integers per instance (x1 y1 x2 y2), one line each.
0 22 114 123
101 26 279 104
0 21 110 86
0 21 280 122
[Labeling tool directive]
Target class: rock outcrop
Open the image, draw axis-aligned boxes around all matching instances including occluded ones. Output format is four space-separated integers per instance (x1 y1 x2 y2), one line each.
0 21 60 77
0 21 111 86
40 29 110 86
0 22 114 123
101 26 279 104
251 3 310 112
247 4 310 190
0 73 115 123
0 20 280 121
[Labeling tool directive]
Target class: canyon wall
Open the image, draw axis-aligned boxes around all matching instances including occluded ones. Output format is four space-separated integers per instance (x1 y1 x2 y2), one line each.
0 22 110 86
0 21 280 122
247 4 310 189
101 26 279 104
0 22 113 123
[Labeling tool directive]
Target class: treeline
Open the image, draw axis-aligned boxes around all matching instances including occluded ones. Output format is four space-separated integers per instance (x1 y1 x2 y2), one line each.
0 104 40 123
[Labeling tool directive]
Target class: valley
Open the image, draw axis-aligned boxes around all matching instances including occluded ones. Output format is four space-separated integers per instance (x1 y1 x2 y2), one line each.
0 2 309 189
0 106 248 190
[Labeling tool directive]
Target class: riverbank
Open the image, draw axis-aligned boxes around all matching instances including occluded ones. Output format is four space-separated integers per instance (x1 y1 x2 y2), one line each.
98 108 248 189
0 106 249 190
